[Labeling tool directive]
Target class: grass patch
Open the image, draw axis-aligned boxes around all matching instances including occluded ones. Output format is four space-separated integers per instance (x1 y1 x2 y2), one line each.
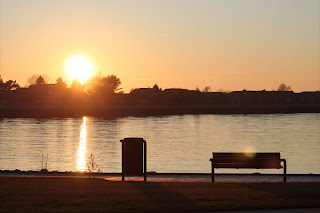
0 176 319 212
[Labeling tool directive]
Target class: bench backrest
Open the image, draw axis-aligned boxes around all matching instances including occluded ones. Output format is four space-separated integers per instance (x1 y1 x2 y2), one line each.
211 152 282 169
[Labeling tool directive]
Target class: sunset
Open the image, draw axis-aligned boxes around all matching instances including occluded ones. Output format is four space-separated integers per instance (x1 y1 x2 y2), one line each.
1 0 319 91
0 1 319 212
65 55 94 84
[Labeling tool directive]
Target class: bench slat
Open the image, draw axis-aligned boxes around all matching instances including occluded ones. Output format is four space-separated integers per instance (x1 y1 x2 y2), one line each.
212 153 280 159
212 158 281 164
213 162 282 169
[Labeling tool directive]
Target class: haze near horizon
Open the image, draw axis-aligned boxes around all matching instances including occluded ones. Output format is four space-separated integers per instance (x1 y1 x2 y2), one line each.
0 0 319 92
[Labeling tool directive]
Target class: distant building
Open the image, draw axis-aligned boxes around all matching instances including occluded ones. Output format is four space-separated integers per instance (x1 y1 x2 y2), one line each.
130 88 155 96
163 88 199 96
297 91 320 104
229 90 295 105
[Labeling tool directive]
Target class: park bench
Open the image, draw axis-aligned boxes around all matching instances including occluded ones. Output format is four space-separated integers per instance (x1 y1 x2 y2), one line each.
209 152 287 182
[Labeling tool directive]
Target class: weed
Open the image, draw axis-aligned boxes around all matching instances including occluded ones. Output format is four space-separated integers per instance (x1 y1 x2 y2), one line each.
40 153 49 173
87 153 102 174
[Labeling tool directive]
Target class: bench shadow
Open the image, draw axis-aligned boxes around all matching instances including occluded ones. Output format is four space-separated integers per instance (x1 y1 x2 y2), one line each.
239 182 320 200
129 181 197 212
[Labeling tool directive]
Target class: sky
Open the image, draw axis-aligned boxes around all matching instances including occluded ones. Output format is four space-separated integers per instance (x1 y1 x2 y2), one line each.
0 0 319 92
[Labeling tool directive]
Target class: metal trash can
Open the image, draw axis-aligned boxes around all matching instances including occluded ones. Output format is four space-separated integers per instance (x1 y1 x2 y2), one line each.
120 137 147 181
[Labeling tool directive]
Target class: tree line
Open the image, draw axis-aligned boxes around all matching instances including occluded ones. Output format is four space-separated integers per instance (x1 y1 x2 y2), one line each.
0 74 122 94
0 74 293 93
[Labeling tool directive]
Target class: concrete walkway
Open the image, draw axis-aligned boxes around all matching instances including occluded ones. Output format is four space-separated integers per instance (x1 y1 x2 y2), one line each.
103 173 320 182
211 208 320 213
1 173 319 212
1 172 319 182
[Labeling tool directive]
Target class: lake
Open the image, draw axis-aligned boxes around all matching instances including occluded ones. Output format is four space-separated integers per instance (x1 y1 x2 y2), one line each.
0 113 319 174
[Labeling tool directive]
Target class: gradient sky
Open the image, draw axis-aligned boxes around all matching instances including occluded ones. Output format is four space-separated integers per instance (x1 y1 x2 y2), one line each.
0 0 319 92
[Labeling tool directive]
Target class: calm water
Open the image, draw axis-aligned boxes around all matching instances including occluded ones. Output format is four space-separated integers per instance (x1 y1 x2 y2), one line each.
0 114 319 174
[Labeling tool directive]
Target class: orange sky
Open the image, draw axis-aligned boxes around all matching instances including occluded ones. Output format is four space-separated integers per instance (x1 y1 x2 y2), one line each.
0 0 319 92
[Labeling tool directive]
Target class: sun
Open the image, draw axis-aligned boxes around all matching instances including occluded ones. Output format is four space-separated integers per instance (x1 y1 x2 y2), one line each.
65 55 94 84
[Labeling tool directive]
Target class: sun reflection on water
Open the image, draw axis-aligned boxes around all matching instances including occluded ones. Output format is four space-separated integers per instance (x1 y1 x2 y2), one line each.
244 146 256 158
76 117 87 172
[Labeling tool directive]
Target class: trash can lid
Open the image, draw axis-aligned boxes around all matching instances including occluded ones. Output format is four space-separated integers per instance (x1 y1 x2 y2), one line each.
124 137 144 140
120 137 145 142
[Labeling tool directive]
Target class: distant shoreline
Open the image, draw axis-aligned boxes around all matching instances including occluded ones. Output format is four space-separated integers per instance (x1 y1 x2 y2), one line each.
1 104 319 118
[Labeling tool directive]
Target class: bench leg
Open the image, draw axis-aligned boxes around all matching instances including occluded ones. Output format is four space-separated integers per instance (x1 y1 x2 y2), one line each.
122 142 125 181
282 159 287 182
211 161 215 183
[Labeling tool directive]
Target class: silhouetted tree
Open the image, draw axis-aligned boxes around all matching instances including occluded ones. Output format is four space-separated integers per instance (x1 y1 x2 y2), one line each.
54 77 68 103
153 84 162 92
202 86 211 92
27 74 50 86
278 83 292 91
36 76 45 85
4 80 20 90
217 88 231 93
86 75 102 95
0 76 20 91
27 75 37 86
68 79 86 104
86 74 122 95
102 74 122 93
55 77 67 88
217 88 224 93
0 76 3 90
70 79 83 91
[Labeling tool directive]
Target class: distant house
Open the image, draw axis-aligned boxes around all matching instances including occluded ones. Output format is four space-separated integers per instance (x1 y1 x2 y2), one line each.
29 84 56 92
229 90 295 105
297 91 320 104
130 88 155 96
163 88 199 96
25 84 68 105
129 87 162 104
230 90 265 105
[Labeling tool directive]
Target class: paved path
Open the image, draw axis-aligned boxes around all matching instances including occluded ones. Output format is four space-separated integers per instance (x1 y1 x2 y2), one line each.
211 208 320 213
103 174 320 182
1 172 319 182
1 173 319 212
